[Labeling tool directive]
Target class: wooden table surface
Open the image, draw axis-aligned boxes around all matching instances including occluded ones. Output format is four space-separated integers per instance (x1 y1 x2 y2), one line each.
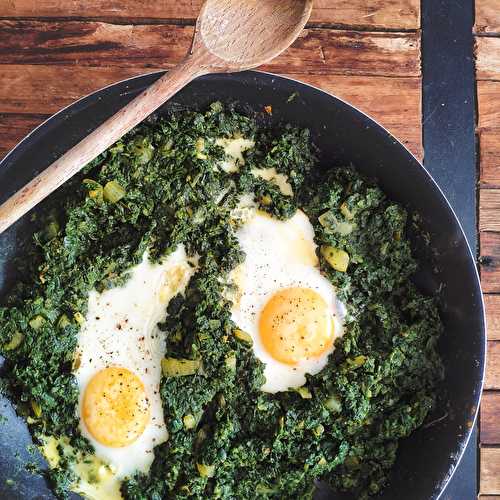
0 0 498 497
477 1 500 498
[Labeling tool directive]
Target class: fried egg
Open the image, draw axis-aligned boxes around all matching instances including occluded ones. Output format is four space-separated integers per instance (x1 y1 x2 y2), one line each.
229 205 344 393
72 245 197 495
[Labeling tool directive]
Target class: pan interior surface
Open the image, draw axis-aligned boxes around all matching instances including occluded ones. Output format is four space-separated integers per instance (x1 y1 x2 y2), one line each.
0 71 485 500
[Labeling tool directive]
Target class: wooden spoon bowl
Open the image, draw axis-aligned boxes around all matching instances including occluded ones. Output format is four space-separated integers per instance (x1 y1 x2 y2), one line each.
197 0 313 69
0 0 313 234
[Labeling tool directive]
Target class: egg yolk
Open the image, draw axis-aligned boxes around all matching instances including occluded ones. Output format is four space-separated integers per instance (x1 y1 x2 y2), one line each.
82 367 150 448
259 287 334 365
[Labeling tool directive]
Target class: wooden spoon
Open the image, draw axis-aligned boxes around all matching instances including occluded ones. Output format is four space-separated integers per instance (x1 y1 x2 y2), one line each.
0 0 313 234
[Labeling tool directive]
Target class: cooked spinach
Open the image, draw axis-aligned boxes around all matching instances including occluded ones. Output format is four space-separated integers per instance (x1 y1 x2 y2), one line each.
0 103 443 499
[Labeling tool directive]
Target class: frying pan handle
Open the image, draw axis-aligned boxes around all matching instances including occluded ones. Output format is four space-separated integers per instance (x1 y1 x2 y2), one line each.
0 56 207 235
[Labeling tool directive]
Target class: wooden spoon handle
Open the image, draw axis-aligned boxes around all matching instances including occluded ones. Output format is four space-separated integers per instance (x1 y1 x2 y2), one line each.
0 56 205 234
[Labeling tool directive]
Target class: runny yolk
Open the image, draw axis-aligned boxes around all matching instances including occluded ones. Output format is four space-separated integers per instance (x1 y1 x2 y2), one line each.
82 366 150 448
259 287 334 365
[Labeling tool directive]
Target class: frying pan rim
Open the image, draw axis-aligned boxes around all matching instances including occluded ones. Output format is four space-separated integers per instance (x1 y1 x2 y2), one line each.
0 69 486 499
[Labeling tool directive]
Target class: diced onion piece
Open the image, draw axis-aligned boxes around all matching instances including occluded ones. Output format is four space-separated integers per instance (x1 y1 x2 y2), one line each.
318 211 330 227
161 357 201 377
197 463 215 478
233 328 253 345
349 355 366 368
31 400 42 417
195 138 207 159
57 314 71 329
103 180 126 203
183 414 197 430
225 354 237 371
325 395 342 413
321 246 350 272
340 202 354 220
318 211 354 235
3 331 24 351
313 424 324 437
29 315 46 330
73 312 85 325
294 386 312 399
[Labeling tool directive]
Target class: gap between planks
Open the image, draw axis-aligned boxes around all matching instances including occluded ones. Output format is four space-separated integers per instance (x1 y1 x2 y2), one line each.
0 0 421 30
0 17 420 33
0 20 421 78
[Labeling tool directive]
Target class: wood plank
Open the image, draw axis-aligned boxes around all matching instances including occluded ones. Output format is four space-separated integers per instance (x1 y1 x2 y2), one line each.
479 497 500 500
476 0 500 34
481 232 500 294
480 190 500 232
0 113 47 160
486 341 500 390
485 295 500 341
0 65 423 157
477 81 500 130
0 21 421 77
481 392 500 444
481 447 500 494
476 37 500 81
0 0 421 30
480 130 500 189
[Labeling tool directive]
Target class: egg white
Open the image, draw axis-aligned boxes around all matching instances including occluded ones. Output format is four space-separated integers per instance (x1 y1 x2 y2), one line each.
229 206 344 393
74 245 197 481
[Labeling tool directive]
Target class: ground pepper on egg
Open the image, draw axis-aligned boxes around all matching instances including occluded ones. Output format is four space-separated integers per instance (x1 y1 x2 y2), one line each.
0 103 443 500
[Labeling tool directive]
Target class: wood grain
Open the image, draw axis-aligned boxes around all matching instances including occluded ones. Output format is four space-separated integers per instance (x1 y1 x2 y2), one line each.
0 0 421 30
476 37 500 81
0 21 421 78
480 130 500 188
478 81 500 130
486 341 500 390
0 113 48 159
0 65 423 158
481 392 500 444
480 190 500 232
476 0 500 34
481 233 500 294
481 447 500 494
485 294 500 341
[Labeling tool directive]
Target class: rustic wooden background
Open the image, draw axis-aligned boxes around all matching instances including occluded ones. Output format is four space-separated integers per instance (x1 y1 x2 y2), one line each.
477 0 500 497
0 0 498 496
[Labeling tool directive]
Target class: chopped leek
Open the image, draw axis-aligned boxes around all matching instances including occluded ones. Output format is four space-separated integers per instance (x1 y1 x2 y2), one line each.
3 331 23 351
103 180 126 203
320 246 350 272
233 328 253 344
162 357 201 377
29 315 46 330
197 463 215 478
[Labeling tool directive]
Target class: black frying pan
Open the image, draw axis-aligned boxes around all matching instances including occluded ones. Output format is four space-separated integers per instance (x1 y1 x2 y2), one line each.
0 71 486 500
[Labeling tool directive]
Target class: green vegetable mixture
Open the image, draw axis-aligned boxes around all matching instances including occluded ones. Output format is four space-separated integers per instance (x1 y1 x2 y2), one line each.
0 103 444 499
